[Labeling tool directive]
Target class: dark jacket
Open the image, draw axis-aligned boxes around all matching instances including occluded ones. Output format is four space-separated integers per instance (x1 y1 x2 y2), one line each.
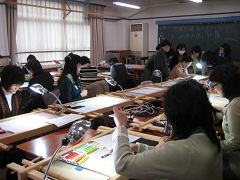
152 48 170 82
59 77 83 104
0 87 22 119
26 71 54 112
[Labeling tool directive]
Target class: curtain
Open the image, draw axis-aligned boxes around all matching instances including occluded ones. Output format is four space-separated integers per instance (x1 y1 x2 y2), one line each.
6 0 18 65
16 0 90 63
89 5 105 66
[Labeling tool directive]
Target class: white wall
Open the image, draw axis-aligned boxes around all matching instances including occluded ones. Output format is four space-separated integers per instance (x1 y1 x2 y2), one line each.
104 0 240 52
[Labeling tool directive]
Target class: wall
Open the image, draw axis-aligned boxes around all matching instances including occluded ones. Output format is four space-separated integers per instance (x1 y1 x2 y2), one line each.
104 0 240 53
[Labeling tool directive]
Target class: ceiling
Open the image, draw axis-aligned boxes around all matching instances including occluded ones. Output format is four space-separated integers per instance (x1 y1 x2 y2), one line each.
82 0 221 8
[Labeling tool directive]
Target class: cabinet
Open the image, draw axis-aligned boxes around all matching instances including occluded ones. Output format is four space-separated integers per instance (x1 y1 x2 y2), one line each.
130 23 149 57
106 50 131 64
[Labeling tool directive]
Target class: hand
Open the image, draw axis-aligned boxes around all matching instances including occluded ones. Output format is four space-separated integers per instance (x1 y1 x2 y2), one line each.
113 107 127 127
130 143 138 153
81 89 88 97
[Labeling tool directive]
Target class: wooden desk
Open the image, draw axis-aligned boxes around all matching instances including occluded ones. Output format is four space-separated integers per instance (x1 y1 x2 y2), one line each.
17 128 99 159
9 126 163 180
53 94 134 115
0 109 84 146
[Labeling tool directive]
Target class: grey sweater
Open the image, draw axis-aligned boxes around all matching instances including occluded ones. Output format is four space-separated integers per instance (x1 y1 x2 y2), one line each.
221 97 240 177
112 126 222 180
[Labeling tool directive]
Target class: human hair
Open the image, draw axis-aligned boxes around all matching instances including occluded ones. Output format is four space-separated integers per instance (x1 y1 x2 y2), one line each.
166 48 175 59
160 39 172 47
163 79 221 152
26 59 43 74
220 43 231 54
176 43 186 51
209 65 240 101
58 53 84 88
27 54 36 62
156 44 161 51
184 55 193 63
0 65 25 90
82 56 90 65
109 57 118 66
191 45 202 57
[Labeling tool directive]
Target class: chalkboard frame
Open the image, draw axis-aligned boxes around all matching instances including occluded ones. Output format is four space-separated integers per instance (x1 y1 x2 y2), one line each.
156 16 240 61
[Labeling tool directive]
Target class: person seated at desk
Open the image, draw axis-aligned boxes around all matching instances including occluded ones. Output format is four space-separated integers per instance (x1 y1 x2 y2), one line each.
0 65 25 119
209 64 240 179
80 56 98 89
25 59 54 112
112 79 222 180
22 54 36 74
215 42 232 61
58 53 87 104
190 44 207 75
170 55 194 79
109 57 135 90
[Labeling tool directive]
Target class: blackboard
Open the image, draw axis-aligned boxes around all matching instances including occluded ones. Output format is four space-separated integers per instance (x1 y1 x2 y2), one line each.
157 17 240 60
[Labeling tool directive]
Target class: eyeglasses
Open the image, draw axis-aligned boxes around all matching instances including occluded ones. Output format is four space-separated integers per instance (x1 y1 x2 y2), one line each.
210 82 219 89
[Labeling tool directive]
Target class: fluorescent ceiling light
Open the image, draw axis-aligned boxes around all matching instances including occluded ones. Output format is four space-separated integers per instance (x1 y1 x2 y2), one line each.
113 2 140 9
190 0 202 3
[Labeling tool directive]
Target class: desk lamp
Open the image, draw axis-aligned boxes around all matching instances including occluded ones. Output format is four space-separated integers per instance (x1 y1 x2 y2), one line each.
42 120 91 180
153 69 163 82
30 83 65 114
105 77 127 98
196 62 203 69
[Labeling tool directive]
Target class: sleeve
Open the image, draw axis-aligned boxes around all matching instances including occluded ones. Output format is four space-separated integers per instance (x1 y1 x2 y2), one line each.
112 126 191 179
59 79 73 103
221 102 240 151
154 51 170 78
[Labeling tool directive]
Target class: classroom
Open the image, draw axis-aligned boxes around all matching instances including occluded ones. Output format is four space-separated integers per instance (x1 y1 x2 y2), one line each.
0 0 240 180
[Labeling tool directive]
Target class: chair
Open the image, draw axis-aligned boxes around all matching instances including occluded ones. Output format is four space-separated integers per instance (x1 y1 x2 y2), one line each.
85 80 110 98
42 89 60 108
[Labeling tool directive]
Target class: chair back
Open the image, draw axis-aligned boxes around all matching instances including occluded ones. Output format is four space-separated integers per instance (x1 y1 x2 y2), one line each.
86 80 110 98
42 89 60 108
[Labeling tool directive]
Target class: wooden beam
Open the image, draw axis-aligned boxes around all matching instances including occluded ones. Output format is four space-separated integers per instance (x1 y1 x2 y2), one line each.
4 0 126 19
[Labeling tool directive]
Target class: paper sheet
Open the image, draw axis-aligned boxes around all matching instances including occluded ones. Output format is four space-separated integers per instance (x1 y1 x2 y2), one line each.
192 75 208 81
45 114 85 127
0 114 49 133
128 87 165 94
68 96 130 113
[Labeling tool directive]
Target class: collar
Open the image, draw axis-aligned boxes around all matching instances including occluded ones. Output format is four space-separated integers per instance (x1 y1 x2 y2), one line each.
1 87 12 95
67 74 75 84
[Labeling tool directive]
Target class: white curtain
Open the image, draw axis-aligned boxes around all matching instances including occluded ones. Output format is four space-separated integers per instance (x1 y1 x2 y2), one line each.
16 0 90 63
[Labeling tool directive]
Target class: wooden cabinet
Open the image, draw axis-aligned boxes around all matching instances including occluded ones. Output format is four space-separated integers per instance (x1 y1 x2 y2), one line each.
106 50 131 64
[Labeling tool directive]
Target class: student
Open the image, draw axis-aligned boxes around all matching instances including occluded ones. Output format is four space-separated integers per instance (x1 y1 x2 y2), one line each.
109 58 135 90
23 54 36 74
25 59 54 112
80 56 98 88
215 43 231 61
209 65 240 179
152 39 171 82
191 44 207 75
169 43 188 71
0 65 25 119
112 79 222 180
170 56 194 79
58 53 87 104
144 44 161 81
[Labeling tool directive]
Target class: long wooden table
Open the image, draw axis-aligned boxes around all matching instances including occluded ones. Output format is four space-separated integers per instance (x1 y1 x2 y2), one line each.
9 126 164 180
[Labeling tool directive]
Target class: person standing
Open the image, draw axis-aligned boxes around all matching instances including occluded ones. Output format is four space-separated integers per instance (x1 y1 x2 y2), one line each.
152 39 171 82
209 64 240 179
0 65 25 119
215 43 232 61
191 44 207 75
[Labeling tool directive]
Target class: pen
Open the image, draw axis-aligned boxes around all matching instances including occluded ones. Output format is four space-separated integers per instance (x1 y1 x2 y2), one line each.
101 153 112 159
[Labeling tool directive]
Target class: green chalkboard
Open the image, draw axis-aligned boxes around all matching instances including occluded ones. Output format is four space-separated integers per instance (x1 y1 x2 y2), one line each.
158 21 240 60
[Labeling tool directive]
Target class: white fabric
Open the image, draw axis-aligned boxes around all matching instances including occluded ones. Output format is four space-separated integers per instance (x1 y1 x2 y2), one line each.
2 87 13 111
